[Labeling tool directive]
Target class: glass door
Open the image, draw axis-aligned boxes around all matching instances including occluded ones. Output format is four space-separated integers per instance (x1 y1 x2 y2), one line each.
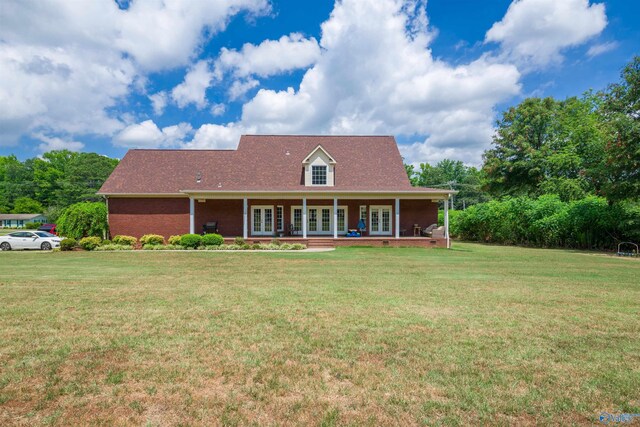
252 206 274 236
369 206 392 235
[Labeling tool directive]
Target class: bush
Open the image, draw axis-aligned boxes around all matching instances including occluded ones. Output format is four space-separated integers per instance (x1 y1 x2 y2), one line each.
24 221 39 229
168 235 182 245
234 237 245 246
60 238 77 251
180 234 202 249
251 243 262 250
78 236 102 251
102 239 111 245
291 243 306 250
140 234 165 246
271 238 282 246
112 235 137 247
57 202 108 239
202 233 224 246
94 244 132 251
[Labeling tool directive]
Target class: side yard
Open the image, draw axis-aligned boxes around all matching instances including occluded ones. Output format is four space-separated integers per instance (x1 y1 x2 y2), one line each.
0 243 638 425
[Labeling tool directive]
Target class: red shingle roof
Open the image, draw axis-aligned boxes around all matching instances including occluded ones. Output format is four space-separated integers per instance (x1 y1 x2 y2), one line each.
98 135 447 195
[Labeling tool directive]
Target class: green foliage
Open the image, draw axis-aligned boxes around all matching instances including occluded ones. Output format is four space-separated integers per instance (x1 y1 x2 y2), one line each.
78 236 102 251
234 237 246 246
94 244 134 251
60 238 77 251
180 234 202 249
168 235 182 245
140 234 165 246
23 222 39 229
202 233 224 246
112 235 137 247
11 197 43 214
57 202 108 239
453 195 636 249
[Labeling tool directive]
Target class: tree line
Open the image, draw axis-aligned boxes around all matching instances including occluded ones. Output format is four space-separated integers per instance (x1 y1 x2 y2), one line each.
0 150 119 221
406 56 639 248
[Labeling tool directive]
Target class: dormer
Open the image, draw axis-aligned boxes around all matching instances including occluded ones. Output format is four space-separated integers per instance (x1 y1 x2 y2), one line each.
302 144 336 187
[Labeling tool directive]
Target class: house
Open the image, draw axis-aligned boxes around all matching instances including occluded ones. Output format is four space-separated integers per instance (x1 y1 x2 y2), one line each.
98 135 454 248
0 213 47 228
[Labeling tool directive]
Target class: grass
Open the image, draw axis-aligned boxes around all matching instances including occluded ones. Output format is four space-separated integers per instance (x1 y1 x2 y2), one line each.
0 243 638 425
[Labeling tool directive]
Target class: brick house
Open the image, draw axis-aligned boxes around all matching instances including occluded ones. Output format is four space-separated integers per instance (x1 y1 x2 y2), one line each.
98 135 454 248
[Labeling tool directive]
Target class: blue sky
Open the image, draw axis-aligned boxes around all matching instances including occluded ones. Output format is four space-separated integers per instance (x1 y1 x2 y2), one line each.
1 0 638 165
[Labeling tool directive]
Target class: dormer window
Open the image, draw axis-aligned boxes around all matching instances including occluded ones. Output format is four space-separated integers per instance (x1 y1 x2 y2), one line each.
303 144 336 187
312 165 327 185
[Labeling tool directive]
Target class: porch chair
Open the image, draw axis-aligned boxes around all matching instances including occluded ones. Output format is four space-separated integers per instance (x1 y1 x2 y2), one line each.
420 223 438 237
202 221 219 235
289 223 300 236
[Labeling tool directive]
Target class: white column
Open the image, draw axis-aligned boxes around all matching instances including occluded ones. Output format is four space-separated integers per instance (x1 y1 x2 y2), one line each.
302 197 307 238
333 197 338 238
189 197 195 234
444 197 450 248
395 198 400 239
243 198 248 239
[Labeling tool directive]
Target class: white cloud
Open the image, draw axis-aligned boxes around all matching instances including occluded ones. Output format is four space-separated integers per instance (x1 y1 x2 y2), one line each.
216 33 321 78
113 120 192 148
210 103 226 116
587 41 618 58
149 91 168 116
187 0 520 163
228 78 260 101
0 0 270 144
182 123 247 150
485 0 607 68
33 133 85 153
171 60 214 109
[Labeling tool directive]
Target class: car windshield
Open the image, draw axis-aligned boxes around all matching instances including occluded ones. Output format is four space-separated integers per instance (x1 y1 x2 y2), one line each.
35 231 55 237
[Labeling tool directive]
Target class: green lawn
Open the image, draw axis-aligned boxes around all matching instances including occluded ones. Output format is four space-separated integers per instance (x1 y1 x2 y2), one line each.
1 244 638 426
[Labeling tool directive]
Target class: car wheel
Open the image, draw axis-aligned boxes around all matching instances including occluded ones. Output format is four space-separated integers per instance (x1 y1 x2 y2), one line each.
0 242 11 251
41 242 52 251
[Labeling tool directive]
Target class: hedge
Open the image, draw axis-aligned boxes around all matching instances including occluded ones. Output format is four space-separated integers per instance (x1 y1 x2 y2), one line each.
112 235 137 247
179 234 202 249
202 233 224 246
78 236 102 251
140 234 164 246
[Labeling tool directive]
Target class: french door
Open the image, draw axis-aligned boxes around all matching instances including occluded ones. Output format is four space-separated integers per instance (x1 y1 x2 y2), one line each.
252 206 274 236
369 206 392 235
291 206 348 235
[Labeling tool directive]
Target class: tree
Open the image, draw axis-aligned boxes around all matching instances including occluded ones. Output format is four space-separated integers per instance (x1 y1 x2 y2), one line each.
57 202 108 239
598 56 640 202
11 197 43 214
482 96 606 201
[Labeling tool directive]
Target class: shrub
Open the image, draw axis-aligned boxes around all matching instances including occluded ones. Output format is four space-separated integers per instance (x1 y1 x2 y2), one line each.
291 243 306 250
78 236 102 251
180 234 202 249
57 202 108 239
24 221 39 229
168 235 182 245
60 238 77 251
112 235 137 247
202 233 224 246
251 243 262 250
94 244 132 251
271 238 282 246
140 234 165 246
102 239 111 245
234 237 245 246
280 243 293 250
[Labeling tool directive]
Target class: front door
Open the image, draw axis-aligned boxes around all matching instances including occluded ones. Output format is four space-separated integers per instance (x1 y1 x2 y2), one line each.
307 208 332 234
369 206 392 235
252 206 274 236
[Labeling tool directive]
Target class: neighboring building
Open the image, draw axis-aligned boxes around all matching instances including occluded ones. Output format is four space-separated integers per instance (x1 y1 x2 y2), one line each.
0 214 47 228
98 135 454 248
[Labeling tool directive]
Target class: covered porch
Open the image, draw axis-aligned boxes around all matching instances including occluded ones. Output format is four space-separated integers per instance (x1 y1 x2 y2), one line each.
184 190 452 248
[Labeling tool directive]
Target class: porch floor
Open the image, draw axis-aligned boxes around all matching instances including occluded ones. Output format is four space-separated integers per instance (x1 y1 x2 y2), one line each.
225 236 447 248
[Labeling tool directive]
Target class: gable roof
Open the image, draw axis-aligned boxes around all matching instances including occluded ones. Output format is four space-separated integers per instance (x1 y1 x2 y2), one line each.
302 144 336 164
0 213 45 220
98 135 449 195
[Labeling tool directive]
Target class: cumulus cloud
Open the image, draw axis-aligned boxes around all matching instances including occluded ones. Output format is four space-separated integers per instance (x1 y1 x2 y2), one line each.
228 78 260 101
182 123 248 150
33 133 85 153
485 0 607 68
113 120 192 148
171 60 214 109
0 0 270 144
216 33 321 78
189 0 520 164
210 103 226 116
149 91 168 116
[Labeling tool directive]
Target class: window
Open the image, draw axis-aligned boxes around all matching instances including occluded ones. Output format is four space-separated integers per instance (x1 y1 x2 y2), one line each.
293 208 302 232
311 165 327 185
276 206 283 232
359 205 367 230
309 208 317 231
337 208 345 232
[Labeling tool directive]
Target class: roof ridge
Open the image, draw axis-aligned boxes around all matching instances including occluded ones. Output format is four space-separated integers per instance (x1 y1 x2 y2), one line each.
242 134 394 137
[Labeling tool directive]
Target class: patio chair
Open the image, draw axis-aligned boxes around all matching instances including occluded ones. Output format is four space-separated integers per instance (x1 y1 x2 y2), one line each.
289 223 300 236
202 221 218 234
421 223 438 237
431 226 445 238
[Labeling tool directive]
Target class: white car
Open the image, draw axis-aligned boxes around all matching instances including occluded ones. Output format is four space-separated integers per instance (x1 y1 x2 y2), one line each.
0 231 62 251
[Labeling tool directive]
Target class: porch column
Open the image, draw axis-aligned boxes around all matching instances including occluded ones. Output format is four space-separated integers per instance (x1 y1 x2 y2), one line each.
444 196 450 248
302 197 307 238
243 198 248 239
189 197 194 234
333 197 338 238
395 198 400 239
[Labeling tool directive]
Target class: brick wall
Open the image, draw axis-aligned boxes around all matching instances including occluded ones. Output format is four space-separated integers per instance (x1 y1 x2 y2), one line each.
108 197 189 238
